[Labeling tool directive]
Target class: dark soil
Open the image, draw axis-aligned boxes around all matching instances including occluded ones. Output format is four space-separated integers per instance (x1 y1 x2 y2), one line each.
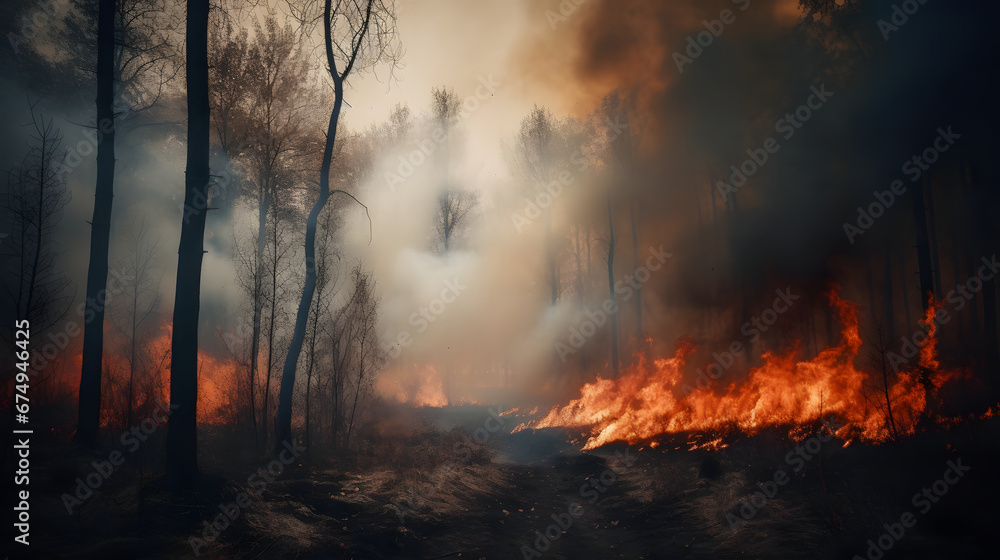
18 406 1000 560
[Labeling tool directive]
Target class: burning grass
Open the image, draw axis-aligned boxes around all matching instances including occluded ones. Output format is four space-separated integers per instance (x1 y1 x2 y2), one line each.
518 289 965 449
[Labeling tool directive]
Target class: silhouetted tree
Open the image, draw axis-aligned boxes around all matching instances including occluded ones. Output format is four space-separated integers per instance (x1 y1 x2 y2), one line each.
166 0 210 487
4 104 72 337
76 0 116 446
274 0 399 452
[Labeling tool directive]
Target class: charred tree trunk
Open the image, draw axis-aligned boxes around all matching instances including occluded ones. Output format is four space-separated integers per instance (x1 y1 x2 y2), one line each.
274 77 341 452
631 199 641 337
606 190 619 379
166 0 210 487
304 296 319 456
546 209 557 305
899 243 913 333
911 176 935 310
275 0 365 451
865 255 878 331
263 202 279 443
882 239 896 344
248 188 271 447
76 0 116 446
925 180 944 296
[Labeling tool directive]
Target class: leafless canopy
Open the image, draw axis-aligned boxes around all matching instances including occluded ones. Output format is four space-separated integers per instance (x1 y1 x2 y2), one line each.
285 0 402 86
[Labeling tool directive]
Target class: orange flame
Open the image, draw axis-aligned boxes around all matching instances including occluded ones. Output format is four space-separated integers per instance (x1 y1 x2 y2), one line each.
66 320 240 428
523 289 958 449
378 364 449 407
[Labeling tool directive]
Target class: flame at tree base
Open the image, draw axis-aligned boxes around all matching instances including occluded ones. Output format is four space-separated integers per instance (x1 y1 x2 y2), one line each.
517 289 961 449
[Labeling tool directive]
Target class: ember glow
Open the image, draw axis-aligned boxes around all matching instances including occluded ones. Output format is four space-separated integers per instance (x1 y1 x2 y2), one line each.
519 290 961 449
82 321 237 428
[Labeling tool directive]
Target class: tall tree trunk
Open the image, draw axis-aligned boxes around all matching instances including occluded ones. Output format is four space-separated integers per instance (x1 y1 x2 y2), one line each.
865 255 878 331
899 242 913 333
303 277 322 456
346 340 365 450
546 209 557 305
248 188 271 447
882 239 896 344
76 0 116 446
606 190 619 379
274 60 344 452
631 199 641 337
166 0 210 486
574 224 584 305
925 180 943 296
263 203 279 443
911 176 935 310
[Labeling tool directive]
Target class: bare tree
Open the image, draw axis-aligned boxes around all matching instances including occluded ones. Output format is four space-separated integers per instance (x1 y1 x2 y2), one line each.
4 104 72 338
303 204 341 453
107 220 161 501
866 320 899 441
212 10 318 449
592 93 636 377
109 221 162 428
344 264 383 450
274 0 399 452
429 87 476 253
510 105 560 304
434 189 477 254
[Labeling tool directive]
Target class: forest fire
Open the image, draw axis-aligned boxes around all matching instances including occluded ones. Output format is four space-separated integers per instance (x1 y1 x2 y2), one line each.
5 0 998 556
378 364 449 407
73 321 239 428
519 290 961 449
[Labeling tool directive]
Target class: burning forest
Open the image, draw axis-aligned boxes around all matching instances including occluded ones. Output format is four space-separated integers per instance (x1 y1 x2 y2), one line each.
1 0 998 558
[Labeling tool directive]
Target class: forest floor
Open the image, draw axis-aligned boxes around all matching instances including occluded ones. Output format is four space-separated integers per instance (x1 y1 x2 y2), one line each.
20 405 1000 560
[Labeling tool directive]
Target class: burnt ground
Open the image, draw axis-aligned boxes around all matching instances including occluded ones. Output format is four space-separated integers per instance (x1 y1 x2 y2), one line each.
15 405 1000 560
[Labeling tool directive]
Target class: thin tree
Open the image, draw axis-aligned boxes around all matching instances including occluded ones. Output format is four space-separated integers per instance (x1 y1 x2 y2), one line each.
5 104 72 338
429 87 476 253
274 0 399 452
344 265 382 449
304 204 340 453
911 176 935 311
109 220 160 502
110 221 161 428
510 105 560 304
